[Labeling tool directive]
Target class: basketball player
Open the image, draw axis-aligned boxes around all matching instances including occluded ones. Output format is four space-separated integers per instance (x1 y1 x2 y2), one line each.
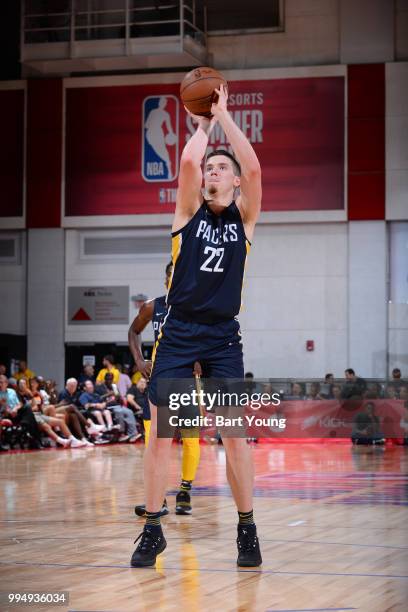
131 84 262 567
128 262 201 516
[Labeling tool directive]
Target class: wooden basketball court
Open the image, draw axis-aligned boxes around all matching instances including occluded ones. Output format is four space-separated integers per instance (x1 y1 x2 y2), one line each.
1 442 407 611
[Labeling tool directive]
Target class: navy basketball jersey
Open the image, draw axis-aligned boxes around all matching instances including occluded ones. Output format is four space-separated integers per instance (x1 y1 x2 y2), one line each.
167 201 250 320
152 295 167 342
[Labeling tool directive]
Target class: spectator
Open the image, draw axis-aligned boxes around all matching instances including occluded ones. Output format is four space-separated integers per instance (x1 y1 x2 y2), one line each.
244 371 256 394
96 355 120 385
14 360 35 381
325 373 334 384
399 385 408 401
8 377 17 391
331 383 342 400
116 363 132 399
0 374 42 448
307 382 323 400
351 402 385 445
58 377 81 405
364 382 383 399
384 385 398 400
96 373 140 442
30 395 86 448
127 377 148 416
341 368 367 400
0 364 7 376
79 380 115 430
45 379 59 405
56 378 103 441
78 364 96 387
16 378 33 404
287 382 306 400
392 368 402 381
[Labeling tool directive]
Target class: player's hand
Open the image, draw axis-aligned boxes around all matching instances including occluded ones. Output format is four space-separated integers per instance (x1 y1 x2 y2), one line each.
136 359 152 380
193 361 202 377
211 84 228 117
184 106 217 133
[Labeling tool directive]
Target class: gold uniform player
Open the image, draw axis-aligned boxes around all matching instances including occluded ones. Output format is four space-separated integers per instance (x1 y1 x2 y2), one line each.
131 84 262 568
128 262 201 516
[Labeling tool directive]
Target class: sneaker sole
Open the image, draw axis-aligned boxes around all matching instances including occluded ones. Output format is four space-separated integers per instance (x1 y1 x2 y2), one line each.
237 556 262 567
134 507 169 518
175 506 192 515
130 539 167 567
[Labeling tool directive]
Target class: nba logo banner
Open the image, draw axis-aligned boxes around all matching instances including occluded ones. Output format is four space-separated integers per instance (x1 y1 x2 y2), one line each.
142 95 179 182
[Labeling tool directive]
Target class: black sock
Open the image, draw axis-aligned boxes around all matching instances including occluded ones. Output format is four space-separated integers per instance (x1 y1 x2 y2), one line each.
180 480 192 492
238 510 255 526
145 511 162 530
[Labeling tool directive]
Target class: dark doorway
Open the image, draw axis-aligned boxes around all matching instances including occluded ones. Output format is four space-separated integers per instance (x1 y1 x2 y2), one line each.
65 342 153 381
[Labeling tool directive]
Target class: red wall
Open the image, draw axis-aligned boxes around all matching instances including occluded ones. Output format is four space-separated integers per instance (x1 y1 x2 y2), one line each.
26 78 63 228
347 64 385 220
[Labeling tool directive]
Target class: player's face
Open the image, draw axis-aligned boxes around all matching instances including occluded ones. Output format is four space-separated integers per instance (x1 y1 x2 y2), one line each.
204 155 240 196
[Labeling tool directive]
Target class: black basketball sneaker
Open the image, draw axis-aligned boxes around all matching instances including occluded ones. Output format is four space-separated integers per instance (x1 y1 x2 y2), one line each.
134 499 169 517
236 524 262 567
175 490 192 515
130 527 167 567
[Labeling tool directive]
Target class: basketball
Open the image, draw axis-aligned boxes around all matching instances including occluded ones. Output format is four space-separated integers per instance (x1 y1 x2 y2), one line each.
180 66 228 117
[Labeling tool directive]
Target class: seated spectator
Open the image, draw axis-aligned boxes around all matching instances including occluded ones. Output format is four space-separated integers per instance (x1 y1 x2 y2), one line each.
127 377 148 416
286 382 306 400
341 368 367 399
325 373 334 384
78 364 96 387
79 380 115 430
96 373 140 442
384 384 398 400
351 402 385 445
29 377 55 416
364 382 383 399
14 360 35 381
399 384 408 401
96 354 120 385
16 378 33 404
45 379 59 404
56 378 103 442
330 383 342 401
58 378 81 406
307 382 323 400
29 394 86 448
0 364 7 376
116 364 132 399
0 374 42 448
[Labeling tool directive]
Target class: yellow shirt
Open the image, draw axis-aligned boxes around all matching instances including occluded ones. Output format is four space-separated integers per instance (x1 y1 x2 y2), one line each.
96 367 120 385
15 368 35 381
131 371 142 384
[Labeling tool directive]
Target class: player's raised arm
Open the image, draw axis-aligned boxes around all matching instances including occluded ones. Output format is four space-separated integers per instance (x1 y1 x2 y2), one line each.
211 85 262 226
173 113 216 232
128 300 154 379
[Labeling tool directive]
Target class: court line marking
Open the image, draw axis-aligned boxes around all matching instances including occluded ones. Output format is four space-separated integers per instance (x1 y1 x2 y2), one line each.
1 519 407 533
265 609 357 612
265 609 357 611
1 560 407 579
3 536 408 550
